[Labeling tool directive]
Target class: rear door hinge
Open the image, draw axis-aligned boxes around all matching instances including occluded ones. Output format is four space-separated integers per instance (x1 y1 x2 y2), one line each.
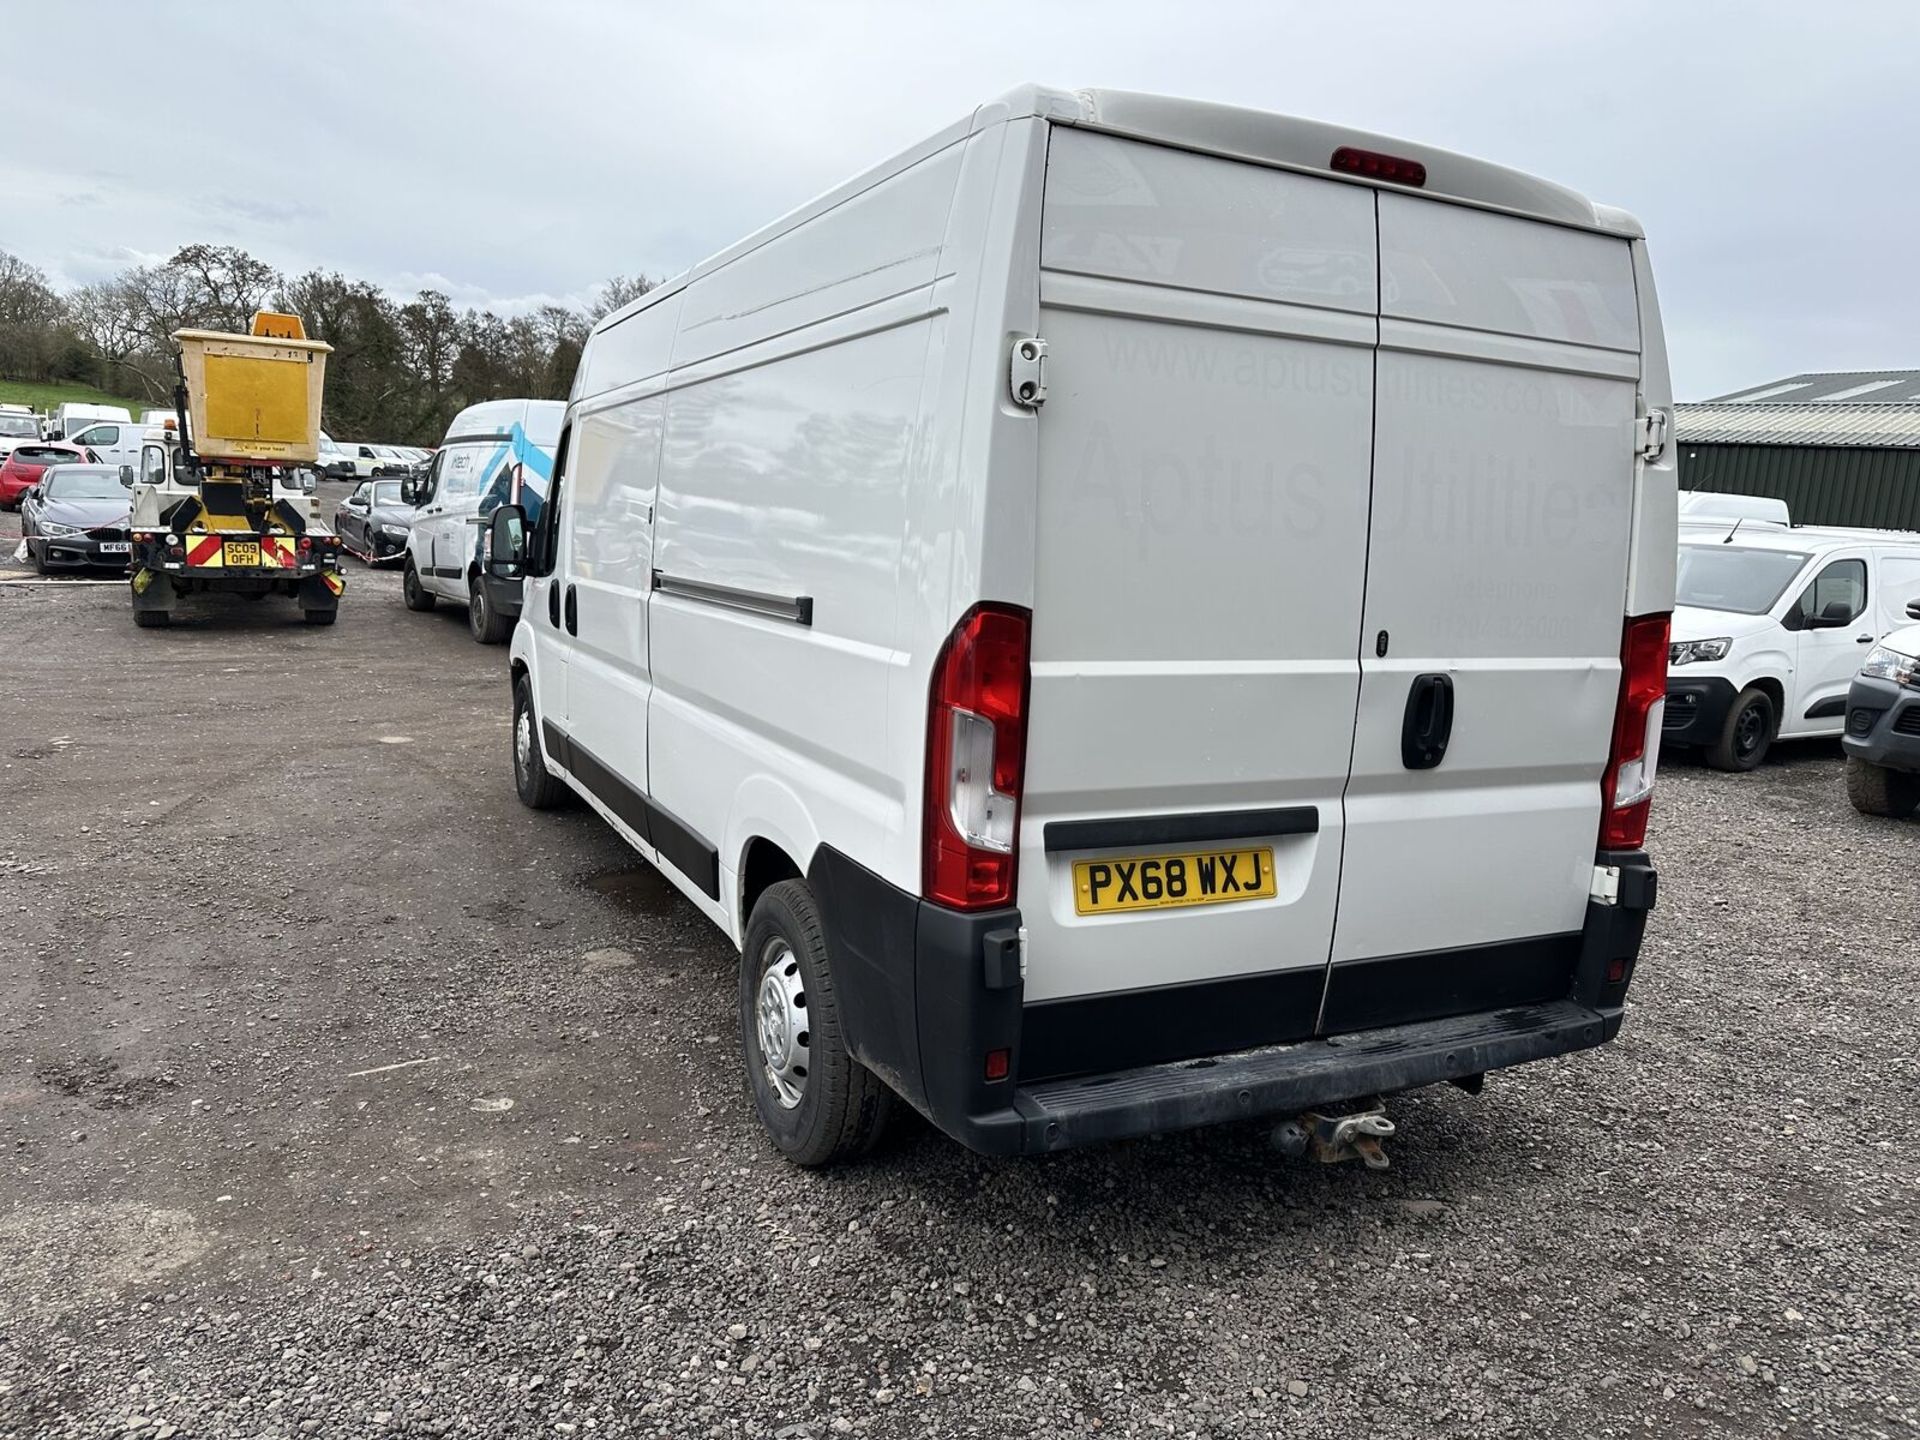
1635 405 1669 463
1009 337 1048 408
1590 864 1621 906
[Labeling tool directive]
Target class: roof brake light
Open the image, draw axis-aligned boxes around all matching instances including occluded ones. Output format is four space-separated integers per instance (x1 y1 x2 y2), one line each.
1330 146 1427 188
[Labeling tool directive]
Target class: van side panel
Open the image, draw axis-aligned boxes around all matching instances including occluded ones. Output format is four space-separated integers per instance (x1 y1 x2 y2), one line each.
1019 130 1377 1023
644 150 964 918
1330 197 1640 975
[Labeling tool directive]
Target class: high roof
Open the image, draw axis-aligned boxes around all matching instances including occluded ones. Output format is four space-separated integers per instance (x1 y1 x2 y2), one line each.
1710 370 1920 405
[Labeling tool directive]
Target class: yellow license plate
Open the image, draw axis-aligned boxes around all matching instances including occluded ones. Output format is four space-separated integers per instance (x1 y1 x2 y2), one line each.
1072 846 1276 916
223 540 261 567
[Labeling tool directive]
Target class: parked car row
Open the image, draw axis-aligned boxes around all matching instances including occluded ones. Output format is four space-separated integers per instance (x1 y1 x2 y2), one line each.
318 434 431 480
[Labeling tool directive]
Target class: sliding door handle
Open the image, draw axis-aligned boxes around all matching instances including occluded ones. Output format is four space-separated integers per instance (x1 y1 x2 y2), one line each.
1401 673 1455 770
564 584 578 636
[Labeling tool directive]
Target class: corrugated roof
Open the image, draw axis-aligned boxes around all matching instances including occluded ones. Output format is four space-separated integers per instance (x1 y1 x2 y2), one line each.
1710 370 1920 404
1675 401 1920 449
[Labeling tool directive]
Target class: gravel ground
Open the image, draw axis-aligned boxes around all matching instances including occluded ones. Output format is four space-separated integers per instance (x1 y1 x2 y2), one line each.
0 488 1915 1439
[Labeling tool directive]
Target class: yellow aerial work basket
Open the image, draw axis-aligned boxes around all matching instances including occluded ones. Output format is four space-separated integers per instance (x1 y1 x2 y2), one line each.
173 311 332 465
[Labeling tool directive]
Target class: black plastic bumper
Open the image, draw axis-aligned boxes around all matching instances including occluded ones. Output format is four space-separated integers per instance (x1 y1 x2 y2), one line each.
809 845 1657 1157
1663 674 1737 745
1842 674 1920 771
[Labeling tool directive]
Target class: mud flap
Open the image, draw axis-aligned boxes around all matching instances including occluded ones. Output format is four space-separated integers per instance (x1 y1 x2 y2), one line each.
130 569 175 613
300 571 343 614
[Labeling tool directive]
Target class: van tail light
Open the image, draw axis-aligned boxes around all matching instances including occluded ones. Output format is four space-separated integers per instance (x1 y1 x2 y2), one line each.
924 603 1032 911
1600 614 1670 851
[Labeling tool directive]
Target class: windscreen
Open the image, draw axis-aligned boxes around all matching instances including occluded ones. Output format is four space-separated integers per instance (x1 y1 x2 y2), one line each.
1677 545 1809 615
44 468 126 500
0 416 37 438
372 481 405 505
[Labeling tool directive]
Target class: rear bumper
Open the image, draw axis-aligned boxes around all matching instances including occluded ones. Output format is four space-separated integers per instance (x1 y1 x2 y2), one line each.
1842 674 1920 771
810 845 1655 1157
1662 674 1737 745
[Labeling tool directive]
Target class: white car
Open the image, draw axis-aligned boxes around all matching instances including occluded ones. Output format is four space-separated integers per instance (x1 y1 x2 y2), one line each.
489 84 1676 1167
1665 528 1920 768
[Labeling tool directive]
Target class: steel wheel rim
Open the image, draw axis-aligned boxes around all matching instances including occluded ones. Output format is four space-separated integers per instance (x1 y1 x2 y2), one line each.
755 940 809 1110
471 587 486 635
1736 703 1765 758
515 703 533 778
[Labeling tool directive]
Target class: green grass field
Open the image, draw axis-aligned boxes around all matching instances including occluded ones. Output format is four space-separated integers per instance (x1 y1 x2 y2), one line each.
0 378 154 417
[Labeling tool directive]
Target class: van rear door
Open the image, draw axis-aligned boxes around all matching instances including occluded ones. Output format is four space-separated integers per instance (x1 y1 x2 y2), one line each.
1014 130 1377 1078
1323 196 1642 1028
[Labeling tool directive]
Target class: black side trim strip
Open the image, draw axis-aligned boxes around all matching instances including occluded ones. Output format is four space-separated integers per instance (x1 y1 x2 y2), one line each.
430 565 462 578
541 723 722 901
1805 696 1847 720
652 570 812 627
1318 932 1580 1035
647 796 721 900
1043 805 1318 854
1021 966 1325 1082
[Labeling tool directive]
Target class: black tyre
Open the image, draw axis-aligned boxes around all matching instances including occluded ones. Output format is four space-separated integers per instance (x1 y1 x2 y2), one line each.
469 576 509 644
740 879 895 1168
132 609 169 629
402 560 435 612
1845 755 1920 819
1707 686 1774 772
302 608 337 626
511 673 567 810
31 539 48 575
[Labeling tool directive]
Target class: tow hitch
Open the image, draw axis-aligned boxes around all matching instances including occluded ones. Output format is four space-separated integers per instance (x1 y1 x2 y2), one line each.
1271 1101 1395 1170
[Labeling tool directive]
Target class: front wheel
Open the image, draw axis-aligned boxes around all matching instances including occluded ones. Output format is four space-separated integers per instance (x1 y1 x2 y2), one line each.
740 880 895 1168
132 609 169 629
402 560 435 612
31 539 47 575
1846 755 1920 818
469 576 509 644
1707 686 1774 772
511 673 567 810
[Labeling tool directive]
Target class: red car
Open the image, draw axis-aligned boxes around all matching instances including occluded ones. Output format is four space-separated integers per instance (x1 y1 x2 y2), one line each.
0 443 94 509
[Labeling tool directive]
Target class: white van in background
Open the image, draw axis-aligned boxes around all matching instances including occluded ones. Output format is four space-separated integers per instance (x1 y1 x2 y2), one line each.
488 85 1675 1167
67 415 146 473
0 407 40 458
1665 527 1920 768
1677 490 1791 526
51 402 132 442
402 398 561 643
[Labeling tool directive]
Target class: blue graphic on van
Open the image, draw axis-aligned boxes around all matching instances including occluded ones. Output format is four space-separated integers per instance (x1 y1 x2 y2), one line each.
464 422 556 573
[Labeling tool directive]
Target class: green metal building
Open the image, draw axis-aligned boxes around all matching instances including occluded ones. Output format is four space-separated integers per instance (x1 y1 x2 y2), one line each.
1675 370 1920 531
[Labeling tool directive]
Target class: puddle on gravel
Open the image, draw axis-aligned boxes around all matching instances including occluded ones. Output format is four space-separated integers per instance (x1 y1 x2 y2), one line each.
581 866 677 917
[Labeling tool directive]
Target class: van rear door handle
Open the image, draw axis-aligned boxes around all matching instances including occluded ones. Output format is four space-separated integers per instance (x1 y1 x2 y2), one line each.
564 584 578 636
1401 673 1455 770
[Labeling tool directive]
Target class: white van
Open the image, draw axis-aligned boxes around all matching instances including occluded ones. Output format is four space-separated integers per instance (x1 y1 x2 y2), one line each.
487 86 1675 1165
1677 490 1790 526
403 398 561 643
52 402 132 444
1666 526 1920 768
67 415 147 474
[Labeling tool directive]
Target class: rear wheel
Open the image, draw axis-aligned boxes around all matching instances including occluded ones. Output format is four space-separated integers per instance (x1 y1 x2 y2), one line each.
740 880 895 1168
402 560 435 612
511 673 567 810
1845 756 1920 818
469 575 509 644
302 608 337 626
1707 686 1774 772
132 609 169 628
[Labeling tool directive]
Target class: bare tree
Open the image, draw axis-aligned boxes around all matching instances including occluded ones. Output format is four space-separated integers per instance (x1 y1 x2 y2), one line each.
68 279 170 399
588 273 656 322
169 244 281 332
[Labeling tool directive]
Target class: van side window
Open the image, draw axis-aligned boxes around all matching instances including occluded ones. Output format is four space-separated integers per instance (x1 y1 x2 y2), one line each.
416 451 443 506
78 425 118 446
141 445 166 486
533 427 570 576
1796 558 1867 626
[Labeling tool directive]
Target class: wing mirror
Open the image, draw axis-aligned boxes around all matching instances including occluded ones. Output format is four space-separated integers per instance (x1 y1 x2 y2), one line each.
1908 597 1920 622
486 503 527 579
1807 600 1856 630
400 476 421 506
119 464 135 487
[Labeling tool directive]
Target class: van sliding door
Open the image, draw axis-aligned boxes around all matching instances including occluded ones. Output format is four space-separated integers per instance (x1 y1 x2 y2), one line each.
1324 194 1642 1031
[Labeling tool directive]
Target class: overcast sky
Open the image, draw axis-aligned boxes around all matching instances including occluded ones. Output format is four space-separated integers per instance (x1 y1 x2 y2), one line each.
6 1 1915 399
